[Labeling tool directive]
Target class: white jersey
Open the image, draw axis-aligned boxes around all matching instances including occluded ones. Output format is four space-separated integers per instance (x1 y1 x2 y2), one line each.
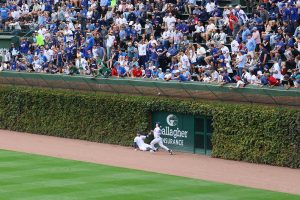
138 44 147 56
134 135 152 151
150 127 171 152
231 40 240 54
134 135 147 147
153 127 161 138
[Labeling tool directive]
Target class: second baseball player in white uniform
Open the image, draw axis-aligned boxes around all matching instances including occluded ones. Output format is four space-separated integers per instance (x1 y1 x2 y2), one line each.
133 133 154 151
150 122 173 155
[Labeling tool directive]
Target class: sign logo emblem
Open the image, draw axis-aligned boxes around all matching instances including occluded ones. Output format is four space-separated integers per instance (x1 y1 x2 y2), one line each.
166 114 178 127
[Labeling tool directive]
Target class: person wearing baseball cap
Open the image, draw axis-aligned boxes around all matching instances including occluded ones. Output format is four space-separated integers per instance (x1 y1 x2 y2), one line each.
149 122 173 155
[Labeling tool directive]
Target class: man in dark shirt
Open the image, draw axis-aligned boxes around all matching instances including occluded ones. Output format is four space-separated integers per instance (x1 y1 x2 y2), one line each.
259 44 269 69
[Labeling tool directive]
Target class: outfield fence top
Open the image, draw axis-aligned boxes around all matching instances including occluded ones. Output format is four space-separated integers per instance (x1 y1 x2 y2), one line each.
0 71 299 108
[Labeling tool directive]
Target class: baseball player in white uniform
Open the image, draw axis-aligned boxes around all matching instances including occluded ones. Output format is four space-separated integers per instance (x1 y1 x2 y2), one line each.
150 122 173 155
133 133 154 151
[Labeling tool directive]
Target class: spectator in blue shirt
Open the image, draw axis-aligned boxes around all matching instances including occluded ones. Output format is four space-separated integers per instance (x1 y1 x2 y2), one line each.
246 34 256 53
218 54 226 68
81 0 89 8
167 43 178 57
253 14 264 32
86 33 95 50
151 67 159 79
26 51 34 64
241 25 251 42
39 52 48 63
117 64 126 77
174 70 188 82
100 0 109 7
269 2 280 20
237 51 247 77
180 21 189 35
0 6 9 20
283 20 294 36
183 69 191 81
260 73 269 85
281 5 290 21
19 38 29 54
220 71 232 85
149 45 158 67
290 4 299 29
144 66 152 78
158 68 165 80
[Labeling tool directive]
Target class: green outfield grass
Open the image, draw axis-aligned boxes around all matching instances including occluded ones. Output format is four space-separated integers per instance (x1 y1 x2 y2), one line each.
0 150 299 200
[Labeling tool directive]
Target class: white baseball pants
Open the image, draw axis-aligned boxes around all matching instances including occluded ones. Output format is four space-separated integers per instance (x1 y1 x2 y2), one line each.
139 144 153 151
150 137 169 151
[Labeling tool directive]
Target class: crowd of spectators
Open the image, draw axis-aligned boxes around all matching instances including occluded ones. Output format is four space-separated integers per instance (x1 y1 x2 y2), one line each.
0 0 300 89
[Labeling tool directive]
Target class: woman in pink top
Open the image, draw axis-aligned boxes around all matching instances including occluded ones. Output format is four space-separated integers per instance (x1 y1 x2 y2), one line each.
252 27 261 45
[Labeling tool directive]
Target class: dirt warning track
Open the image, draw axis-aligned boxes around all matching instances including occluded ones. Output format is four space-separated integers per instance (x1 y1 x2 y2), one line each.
0 130 299 195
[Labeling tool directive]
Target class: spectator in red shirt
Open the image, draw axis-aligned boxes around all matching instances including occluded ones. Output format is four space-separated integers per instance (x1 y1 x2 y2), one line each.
229 12 238 31
267 73 279 87
111 66 118 77
131 65 143 78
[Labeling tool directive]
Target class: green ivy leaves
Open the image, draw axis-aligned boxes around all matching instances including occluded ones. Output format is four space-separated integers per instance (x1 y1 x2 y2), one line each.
0 86 299 168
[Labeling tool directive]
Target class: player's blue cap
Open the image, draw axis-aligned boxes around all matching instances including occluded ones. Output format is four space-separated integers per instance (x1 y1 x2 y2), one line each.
156 122 160 125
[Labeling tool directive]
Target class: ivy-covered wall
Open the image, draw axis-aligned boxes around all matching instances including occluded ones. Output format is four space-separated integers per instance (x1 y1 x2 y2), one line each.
0 86 299 168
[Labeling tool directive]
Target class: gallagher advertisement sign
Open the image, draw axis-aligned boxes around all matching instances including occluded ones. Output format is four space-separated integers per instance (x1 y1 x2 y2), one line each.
152 112 194 152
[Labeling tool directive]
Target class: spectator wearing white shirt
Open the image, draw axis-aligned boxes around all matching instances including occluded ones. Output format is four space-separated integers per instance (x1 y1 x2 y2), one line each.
161 28 171 47
203 19 216 41
149 35 158 46
75 55 88 74
45 47 54 62
219 29 227 44
92 45 99 59
179 51 190 70
173 29 183 47
138 40 148 67
11 8 21 20
235 76 245 88
64 27 73 43
32 2 41 13
106 31 115 59
211 70 219 82
133 20 142 35
38 25 47 35
68 21 75 32
164 13 176 30
231 39 240 54
271 61 283 81
115 14 127 27
118 1 127 12
220 41 229 54
206 1 216 13
250 70 258 85
193 21 205 43
188 47 197 67
242 69 252 84
32 56 42 72
10 44 19 58
235 5 248 25
8 21 21 31
86 8 93 19
21 4 29 14
2 50 11 63
196 44 206 65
